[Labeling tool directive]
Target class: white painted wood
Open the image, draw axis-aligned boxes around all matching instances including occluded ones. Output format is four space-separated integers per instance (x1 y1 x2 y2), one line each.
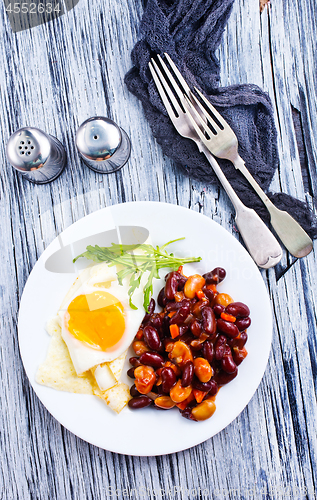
0 0 316 498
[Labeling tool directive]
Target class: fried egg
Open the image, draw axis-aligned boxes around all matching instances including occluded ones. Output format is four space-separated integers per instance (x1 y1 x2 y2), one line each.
59 262 145 376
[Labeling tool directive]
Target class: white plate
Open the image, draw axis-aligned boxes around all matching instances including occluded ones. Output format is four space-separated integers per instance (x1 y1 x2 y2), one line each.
18 201 272 456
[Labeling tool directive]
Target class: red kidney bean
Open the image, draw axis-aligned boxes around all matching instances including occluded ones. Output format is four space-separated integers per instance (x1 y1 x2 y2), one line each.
181 402 198 421
181 410 197 421
181 361 194 387
213 304 225 317
148 298 155 314
221 346 237 374
161 367 177 393
130 384 141 397
165 272 179 300
127 367 136 378
190 319 202 337
139 352 165 368
177 275 187 290
165 298 190 312
169 303 190 325
180 298 192 308
203 267 226 284
235 317 251 331
225 301 250 318
217 318 240 338
214 368 238 386
141 299 155 325
165 301 182 312
202 307 216 336
215 335 227 360
179 325 189 336
165 270 181 281
203 341 214 364
129 356 142 367
141 312 151 326
143 325 162 351
158 288 168 308
162 315 171 338
149 315 163 336
208 379 218 396
192 377 218 395
203 287 217 303
238 330 248 347
227 330 248 349
128 396 153 409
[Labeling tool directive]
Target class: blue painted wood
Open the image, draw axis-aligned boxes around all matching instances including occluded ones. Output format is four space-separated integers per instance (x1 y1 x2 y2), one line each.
0 0 316 498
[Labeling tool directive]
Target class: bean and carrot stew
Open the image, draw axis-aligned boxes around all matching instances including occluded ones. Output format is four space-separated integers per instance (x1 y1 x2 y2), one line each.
127 267 251 421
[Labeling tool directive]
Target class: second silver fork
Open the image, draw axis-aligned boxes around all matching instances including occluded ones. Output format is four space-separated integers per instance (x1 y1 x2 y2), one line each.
149 54 282 269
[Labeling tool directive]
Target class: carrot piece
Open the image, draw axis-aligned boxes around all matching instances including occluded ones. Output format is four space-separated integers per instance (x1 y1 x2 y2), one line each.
135 329 144 340
240 347 248 358
176 401 188 410
193 389 208 403
177 265 187 277
220 312 236 323
170 324 180 339
196 290 206 300
176 392 195 410
168 311 176 318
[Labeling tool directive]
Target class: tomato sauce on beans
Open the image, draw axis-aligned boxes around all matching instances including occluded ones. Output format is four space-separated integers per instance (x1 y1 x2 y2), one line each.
128 267 251 421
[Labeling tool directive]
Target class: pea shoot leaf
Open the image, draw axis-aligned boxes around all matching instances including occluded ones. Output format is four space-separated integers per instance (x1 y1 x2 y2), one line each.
73 238 201 312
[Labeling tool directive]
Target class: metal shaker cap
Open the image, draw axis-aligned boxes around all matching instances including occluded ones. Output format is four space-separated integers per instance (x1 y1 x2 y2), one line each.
76 117 131 173
6 127 66 184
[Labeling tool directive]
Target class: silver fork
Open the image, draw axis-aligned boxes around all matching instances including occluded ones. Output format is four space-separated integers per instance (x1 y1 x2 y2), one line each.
165 56 313 259
149 54 282 269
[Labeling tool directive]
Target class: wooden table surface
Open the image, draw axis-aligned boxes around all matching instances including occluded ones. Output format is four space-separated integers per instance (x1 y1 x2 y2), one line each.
1 0 316 498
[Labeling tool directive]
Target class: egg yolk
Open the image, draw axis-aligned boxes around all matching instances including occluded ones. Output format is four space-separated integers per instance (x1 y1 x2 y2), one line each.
66 291 125 351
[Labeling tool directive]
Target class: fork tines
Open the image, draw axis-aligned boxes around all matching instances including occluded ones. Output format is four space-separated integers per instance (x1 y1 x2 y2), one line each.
149 54 188 120
149 53 232 151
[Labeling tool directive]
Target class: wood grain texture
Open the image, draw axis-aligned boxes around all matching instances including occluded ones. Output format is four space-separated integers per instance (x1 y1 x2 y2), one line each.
0 0 316 498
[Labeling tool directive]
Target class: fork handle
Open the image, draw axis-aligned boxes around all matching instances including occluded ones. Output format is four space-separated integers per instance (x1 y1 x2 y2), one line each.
233 155 313 258
202 147 282 268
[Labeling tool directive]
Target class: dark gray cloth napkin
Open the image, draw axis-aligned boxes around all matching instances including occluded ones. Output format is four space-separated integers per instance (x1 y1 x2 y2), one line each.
125 0 317 239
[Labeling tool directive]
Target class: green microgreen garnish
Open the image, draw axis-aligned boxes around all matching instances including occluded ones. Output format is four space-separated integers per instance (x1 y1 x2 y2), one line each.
73 238 201 312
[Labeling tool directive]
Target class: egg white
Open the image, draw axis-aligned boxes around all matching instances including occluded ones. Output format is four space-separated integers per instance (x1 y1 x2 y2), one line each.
59 262 145 376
